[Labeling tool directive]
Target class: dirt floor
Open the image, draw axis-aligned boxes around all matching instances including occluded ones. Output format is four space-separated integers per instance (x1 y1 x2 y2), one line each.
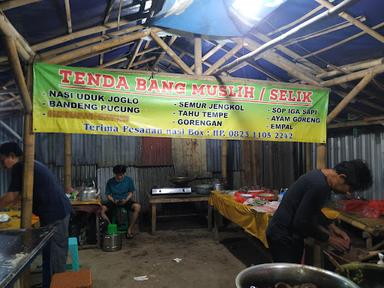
79 229 255 288
30 213 272 288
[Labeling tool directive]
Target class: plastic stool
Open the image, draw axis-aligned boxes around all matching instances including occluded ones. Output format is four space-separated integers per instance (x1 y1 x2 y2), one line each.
50 269 92 288
68 237 79 272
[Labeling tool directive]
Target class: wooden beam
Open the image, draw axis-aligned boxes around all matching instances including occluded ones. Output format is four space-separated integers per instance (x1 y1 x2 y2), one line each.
128 39 143 69
32 20 133 51
3 37 32 113
251 31 325 74
130 56 156 68
39 25 141 59
317 58 384 79
64 0 73 34
328 116 384 129
295 21 384 61
0 11 34 61
153 35 177 67
0 0 40 10
194 37 202 75
150 31 193 75
268 5 323 36
327 72 375 124
47 28 154 65
315 0 384 43
21 113 35 228
216 0 355 75
204 43 243 76
283 16 366 47
242 38 319 84
321 64 384 86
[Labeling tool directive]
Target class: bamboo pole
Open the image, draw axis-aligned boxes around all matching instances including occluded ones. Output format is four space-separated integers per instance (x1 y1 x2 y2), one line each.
190 42 226 70
315 0 384 43
64 0 72 34
216 0 355 74
130 56 156 68
3 37 32 113
0 0 41 10
21 113 34 228
328 116 384 129
268 5 323 36
241 38 320 84
251 31 325 74
327 73 376 124
194 37 202 75
296 21 384 61
0 12 34 61
316 144 326 169
150 31 193 75
32 20 134 51
64 134 72 193
128 39 143 69
317 58 384 79
48 28 155 65
321 64 384 87
204 42 243 75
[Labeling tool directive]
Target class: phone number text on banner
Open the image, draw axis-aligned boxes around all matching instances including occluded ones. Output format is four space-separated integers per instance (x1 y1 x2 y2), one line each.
33 63 329 143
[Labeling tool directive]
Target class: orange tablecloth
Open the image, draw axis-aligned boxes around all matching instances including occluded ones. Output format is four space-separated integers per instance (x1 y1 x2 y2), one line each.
209 191 272 247
0 211 39 230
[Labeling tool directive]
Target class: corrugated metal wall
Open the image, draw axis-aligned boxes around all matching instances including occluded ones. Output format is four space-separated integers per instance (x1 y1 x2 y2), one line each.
139 137 172 166
172 138 209 177
36 133 139 166
328 132 384 200
240 141 296 190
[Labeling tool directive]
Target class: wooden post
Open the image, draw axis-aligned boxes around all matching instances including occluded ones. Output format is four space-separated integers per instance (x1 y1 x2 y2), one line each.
316 144 326 169
64 134 72 192
194 36 202 75
3 36 34 229
327 72 375 124
3 37 32 113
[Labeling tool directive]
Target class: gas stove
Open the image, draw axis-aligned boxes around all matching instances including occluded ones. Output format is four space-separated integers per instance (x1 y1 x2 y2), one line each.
151 187 192 195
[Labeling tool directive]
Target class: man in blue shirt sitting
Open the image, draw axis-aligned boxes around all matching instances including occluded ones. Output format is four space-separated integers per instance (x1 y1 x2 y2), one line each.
100 164 141 238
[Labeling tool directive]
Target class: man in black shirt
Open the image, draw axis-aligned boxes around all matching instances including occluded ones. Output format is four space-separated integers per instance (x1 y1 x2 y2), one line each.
0 142 72 288
266 159 372 263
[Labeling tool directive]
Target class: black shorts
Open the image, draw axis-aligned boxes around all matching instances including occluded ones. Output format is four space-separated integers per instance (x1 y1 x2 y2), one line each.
103 200 136 211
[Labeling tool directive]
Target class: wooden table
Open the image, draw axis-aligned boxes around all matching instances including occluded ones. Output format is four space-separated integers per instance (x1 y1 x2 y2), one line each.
148 193 211 234
209 191 272 247
0 211 39 230
335 209 384 249
70 199 102 248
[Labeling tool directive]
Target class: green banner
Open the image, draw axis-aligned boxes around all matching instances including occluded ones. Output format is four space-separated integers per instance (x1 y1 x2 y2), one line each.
33 63 329 143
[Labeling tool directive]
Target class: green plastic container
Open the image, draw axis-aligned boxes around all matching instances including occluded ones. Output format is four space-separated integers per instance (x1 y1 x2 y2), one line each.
107 224 118 235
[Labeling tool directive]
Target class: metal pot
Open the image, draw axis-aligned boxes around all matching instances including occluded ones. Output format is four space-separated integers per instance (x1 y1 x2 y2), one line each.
193 184 213 195
236 263 360 288
102 233 122 252
169 176 195 187
79 187 99 201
